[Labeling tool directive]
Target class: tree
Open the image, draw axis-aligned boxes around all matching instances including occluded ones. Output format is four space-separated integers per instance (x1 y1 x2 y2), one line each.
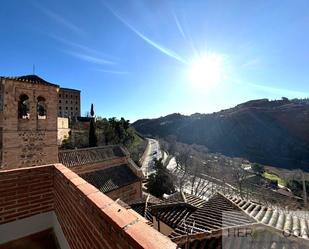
89 118 97 147
146 159 175 197
252 163 265 175
232 165 247 198
90 103 94 117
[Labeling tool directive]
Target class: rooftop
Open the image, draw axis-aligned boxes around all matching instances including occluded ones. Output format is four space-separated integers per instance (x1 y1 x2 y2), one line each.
170 193 255 239
80 164 140 193
0 75 59 88
58 145 127 168
227 195 309 240
164 191 206 208
59 87 81 92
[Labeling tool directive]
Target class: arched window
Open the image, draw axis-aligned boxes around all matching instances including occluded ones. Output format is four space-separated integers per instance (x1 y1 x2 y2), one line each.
18 94 30 119
37 96 47 119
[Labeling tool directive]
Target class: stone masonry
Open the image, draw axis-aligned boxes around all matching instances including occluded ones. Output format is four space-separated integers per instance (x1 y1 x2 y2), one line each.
0 75 59 169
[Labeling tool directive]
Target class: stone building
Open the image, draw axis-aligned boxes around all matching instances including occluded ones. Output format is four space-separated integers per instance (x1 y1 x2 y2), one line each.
57 117 70 145
58 87 80 119
0 75 59 169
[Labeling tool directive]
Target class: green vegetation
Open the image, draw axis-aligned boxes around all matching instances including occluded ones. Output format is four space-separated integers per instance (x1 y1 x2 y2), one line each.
88 104 97 147
97 117 133 145
60 116 147 164
126 132 147 164
146 158 175 198
251 163 265 175
90 103 94 117
89 118 97 147
263 171 286 186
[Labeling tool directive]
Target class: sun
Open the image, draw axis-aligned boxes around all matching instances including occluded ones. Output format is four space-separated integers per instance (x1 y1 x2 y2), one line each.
188 53 224 90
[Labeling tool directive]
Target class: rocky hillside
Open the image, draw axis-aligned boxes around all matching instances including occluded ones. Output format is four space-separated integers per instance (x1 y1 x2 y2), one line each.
133 98 309 171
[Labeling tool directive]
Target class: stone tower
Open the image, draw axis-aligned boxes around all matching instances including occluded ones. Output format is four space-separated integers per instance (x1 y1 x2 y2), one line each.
0 75 59 169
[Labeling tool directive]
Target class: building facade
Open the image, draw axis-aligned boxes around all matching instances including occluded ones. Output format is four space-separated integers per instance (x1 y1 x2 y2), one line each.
58 88 80 119
57 117 70 145
0 75 59 169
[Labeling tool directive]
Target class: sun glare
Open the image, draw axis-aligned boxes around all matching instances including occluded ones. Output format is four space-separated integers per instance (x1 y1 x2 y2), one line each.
188 53 224 90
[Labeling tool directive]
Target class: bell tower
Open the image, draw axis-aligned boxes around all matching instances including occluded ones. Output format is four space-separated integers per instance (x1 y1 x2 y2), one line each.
0 75 59 169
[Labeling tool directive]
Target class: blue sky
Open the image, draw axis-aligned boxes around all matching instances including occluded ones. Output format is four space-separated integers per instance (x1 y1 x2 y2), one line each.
1 0 309 121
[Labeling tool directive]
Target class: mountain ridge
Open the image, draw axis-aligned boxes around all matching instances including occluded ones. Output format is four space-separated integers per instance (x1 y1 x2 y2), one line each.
133 98 309 171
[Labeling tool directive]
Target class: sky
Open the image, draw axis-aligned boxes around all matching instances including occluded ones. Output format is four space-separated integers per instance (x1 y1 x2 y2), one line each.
1 0 309 122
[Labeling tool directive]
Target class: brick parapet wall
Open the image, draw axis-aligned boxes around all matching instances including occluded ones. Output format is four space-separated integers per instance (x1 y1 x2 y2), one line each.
0 165 54 225
0 164 177 249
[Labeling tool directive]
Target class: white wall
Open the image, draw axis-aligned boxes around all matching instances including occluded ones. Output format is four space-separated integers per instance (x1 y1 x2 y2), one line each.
0 211 70 249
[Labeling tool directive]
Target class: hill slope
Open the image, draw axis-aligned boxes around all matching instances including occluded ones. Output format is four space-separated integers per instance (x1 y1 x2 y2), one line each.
133 98 309 171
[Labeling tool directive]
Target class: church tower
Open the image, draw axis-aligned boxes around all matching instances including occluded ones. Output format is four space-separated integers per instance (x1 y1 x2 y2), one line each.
0 75 59 169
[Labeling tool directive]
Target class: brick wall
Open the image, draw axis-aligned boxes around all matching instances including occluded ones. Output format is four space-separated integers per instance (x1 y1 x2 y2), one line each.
0 165 54 225
0 78 59 169
0 164 177 249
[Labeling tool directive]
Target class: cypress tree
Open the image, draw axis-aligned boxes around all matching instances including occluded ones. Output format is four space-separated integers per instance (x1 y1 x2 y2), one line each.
90 103 94 117
89 104 97 147
89 118 97 147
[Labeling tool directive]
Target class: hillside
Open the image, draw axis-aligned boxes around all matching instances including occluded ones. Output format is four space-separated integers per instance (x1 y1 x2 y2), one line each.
133 98 309 171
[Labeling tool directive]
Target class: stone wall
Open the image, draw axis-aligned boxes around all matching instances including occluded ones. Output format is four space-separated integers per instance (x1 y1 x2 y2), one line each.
0 78 58 169
57 117 70 145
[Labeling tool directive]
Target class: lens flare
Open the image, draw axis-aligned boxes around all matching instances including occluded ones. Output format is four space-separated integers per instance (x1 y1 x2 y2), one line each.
188 53 224 90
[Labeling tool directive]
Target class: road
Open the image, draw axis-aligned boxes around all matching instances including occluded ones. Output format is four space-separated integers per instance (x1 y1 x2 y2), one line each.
141 138 162 178
141 138 229 200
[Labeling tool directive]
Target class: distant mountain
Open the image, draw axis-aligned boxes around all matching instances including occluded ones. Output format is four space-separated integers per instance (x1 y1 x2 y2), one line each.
133 98 309 171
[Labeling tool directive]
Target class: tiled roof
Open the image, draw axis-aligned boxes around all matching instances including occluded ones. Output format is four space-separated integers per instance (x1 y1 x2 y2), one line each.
227 195 309 240
129 193 162 222
0 75 59 87
129 192 206 229
176 225 309 249
164 191 206 208
58 146 127 168
127 192 162 206
131 203 153 222
152 203 197 229
80 164 139 193
170 193 255 239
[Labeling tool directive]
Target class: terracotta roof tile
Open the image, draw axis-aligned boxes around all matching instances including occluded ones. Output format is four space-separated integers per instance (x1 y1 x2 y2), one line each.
80 164 140 193
170 193 255 239
164 191 206 208
226 195 309 240
58 145 126 168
